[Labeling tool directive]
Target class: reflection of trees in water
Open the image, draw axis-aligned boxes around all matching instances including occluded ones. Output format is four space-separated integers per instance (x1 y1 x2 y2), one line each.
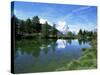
51 41 57 52
78 39 89 45
41 39 48 54
15 39 57 57
41 39 57 54
67 39 72 44
15 39 42 57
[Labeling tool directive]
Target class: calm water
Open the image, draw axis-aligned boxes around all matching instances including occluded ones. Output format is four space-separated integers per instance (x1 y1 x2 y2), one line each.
14 39 91 73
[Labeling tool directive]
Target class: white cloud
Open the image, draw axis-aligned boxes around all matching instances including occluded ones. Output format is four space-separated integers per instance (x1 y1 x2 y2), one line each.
40 18 47 24
57 21 66 26
65 6 91 18
40 18 53 26
71 6 91 14
48 21 53 26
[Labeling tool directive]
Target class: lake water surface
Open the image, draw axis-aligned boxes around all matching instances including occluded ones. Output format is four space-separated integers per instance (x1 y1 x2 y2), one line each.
14 39 91 73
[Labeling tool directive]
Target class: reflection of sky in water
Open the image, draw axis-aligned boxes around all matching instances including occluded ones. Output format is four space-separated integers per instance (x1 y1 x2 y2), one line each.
56 39 66 48
55 39 90 50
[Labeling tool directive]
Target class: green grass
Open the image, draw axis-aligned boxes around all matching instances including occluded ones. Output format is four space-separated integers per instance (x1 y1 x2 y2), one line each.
56 38 97 71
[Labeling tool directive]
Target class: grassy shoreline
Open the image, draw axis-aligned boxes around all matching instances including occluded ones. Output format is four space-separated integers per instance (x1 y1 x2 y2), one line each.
56 38 97 71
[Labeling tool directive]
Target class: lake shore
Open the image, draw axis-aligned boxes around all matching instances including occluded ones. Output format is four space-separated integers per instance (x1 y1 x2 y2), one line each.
56 38 97 71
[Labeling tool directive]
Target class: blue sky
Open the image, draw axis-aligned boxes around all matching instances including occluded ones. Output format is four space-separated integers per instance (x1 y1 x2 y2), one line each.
12 1 97 34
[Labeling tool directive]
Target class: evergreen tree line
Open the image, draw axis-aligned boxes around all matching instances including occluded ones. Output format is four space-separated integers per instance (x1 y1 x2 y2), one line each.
11 15 58 38
78 29 97 39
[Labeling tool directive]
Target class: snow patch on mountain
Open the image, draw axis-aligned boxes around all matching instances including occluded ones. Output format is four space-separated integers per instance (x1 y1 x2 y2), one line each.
56 21 68 34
